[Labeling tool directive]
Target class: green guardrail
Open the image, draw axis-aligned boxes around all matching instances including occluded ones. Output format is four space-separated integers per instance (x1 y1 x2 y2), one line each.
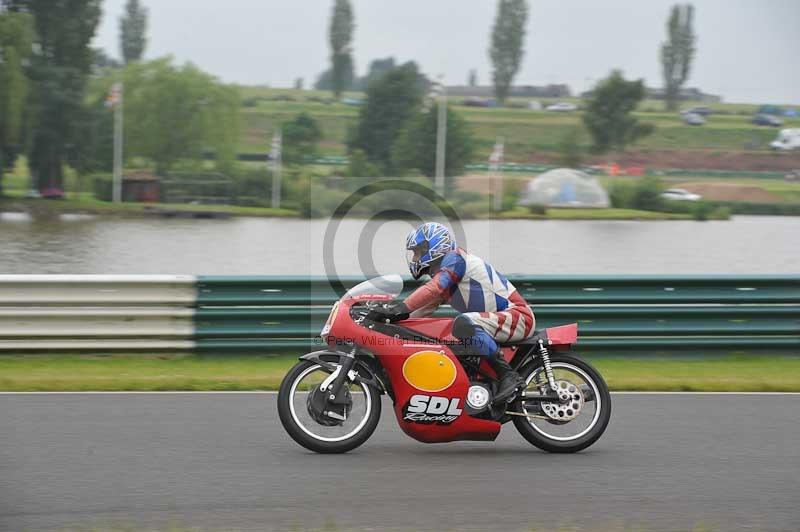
195 275 800 355
1 275 797 355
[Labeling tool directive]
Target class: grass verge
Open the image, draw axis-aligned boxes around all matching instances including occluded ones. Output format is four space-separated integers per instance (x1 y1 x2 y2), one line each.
497 207 692 220
0 196 299 218
0 354 797 392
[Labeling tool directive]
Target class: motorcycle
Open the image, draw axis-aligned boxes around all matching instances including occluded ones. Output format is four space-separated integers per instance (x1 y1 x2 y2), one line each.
278 275 611 454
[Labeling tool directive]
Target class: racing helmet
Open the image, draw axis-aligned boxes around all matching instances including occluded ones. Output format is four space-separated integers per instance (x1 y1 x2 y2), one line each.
405 222 456 280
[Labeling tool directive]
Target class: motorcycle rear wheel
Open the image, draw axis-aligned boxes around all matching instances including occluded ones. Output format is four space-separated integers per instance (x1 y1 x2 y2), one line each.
278 360 382 453
512 353 611 453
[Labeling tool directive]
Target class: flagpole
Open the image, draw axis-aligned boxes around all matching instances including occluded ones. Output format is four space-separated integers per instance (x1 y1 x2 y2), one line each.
434 77 447 197
112 82 124 203
270 130 282 210
491 137 504 212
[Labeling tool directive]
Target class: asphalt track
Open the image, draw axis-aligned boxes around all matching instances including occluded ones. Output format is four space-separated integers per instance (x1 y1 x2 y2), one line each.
1 393 798 532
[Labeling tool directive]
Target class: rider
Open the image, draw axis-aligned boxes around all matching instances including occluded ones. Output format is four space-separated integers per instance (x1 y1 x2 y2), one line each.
369 222 533 402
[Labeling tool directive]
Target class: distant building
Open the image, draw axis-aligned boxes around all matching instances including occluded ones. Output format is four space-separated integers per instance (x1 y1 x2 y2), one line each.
447 84 572 98
580 86 722 103
121 171 161 202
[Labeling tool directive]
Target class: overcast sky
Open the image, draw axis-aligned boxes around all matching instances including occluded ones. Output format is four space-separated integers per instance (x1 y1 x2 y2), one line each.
93 0 799 104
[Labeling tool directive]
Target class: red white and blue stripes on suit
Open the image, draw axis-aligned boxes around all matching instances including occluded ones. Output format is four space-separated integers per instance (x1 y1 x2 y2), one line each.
405 249 535 354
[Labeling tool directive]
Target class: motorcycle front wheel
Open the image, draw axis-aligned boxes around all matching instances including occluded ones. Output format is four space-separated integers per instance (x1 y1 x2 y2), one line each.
278 359 382 453
512 353 611 453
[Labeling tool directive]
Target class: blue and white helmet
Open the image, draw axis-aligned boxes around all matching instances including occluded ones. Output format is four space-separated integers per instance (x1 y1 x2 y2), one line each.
405 222 457 280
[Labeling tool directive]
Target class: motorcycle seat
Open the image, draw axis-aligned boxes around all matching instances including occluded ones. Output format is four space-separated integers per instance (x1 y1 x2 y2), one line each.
496 330 546 348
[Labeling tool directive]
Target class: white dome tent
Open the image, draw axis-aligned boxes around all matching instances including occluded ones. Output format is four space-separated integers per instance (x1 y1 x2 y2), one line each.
520 168 610 208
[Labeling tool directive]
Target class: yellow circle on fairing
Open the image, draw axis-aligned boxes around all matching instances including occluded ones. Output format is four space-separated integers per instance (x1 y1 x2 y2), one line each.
402 351 457 392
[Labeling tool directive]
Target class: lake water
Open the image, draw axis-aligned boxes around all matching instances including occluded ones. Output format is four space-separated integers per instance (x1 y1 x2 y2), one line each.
0 213 797 275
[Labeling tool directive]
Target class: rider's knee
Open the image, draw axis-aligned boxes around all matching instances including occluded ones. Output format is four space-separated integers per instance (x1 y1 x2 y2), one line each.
452 314 477 339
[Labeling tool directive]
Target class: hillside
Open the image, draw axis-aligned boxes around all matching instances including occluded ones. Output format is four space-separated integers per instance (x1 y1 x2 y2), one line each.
238 87 800 171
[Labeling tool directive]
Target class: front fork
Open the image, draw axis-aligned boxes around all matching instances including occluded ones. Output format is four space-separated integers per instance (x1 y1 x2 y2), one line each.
320 347 358 404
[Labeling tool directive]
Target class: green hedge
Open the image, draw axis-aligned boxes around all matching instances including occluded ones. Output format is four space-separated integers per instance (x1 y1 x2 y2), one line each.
93 175 113 201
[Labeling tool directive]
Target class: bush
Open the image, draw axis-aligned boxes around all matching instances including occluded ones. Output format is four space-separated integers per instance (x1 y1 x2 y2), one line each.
710 206 732 220
609 177 664 211
283 113 323 165
456 199 491 219
93 175 113 201
691 201 713 221
346 149 380 177
527 204 547 215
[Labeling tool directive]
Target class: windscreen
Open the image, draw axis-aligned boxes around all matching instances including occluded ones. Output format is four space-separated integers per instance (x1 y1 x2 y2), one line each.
344 274 404 300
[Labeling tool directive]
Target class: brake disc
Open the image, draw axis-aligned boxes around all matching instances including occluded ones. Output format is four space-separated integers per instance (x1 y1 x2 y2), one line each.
541 380 584 422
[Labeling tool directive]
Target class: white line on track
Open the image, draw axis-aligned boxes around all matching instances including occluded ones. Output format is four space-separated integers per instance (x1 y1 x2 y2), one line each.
0 391 798 396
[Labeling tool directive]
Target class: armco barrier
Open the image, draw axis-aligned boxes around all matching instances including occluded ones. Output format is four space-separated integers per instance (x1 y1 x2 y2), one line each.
0 275 798 354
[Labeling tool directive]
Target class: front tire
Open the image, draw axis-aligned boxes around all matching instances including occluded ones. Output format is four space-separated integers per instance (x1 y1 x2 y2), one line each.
278 360 382 453
512 353 611 453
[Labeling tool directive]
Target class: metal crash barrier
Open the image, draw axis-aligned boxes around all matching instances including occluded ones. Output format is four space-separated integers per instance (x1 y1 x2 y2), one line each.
0 275 798 355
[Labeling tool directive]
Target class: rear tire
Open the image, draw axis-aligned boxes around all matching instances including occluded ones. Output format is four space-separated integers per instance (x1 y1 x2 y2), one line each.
512 353 611 453
278 360 382 453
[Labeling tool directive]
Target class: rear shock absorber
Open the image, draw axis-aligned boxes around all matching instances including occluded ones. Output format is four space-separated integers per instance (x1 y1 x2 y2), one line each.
538 339 558 391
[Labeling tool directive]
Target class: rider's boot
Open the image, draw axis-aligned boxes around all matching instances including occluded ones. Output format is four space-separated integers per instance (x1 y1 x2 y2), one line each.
490 352 524 403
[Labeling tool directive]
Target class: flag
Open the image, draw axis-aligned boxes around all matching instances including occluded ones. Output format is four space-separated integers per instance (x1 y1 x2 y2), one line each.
489 139 504 168
106 82 122 109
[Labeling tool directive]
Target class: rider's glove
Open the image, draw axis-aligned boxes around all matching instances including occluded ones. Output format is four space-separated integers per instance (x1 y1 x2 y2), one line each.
366 301 410 323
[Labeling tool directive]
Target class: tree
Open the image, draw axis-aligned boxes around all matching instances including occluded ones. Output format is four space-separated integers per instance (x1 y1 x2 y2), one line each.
313 63 354 92
661 4 695 112
120 0 148 65
345 149 379 177
468 69 478 87
350 63 423 174
282 113 322 165
582 70 654 154
328 0 354 98
358 57 394 89
489 0 528 105
91 48 122 74
0 7 33 196
119 58 240 173
392 105 474 188
14 0 102 193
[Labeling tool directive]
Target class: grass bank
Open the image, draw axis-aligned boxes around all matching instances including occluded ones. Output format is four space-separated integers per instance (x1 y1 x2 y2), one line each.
237 87 800 158
0 197 697 220
0 196 299 218
1 354 797 392
498 207 692 220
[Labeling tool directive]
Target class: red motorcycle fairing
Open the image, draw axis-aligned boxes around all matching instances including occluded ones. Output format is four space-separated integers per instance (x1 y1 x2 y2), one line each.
326 298 502 443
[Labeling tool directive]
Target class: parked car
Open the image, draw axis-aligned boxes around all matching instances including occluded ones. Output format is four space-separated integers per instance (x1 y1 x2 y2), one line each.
683 112 706 126
770 129 800 151
661 188 701 201
682 106 712 116
463 97 490 107
758 105 784 116
545 102 578 112
753 113 784 127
